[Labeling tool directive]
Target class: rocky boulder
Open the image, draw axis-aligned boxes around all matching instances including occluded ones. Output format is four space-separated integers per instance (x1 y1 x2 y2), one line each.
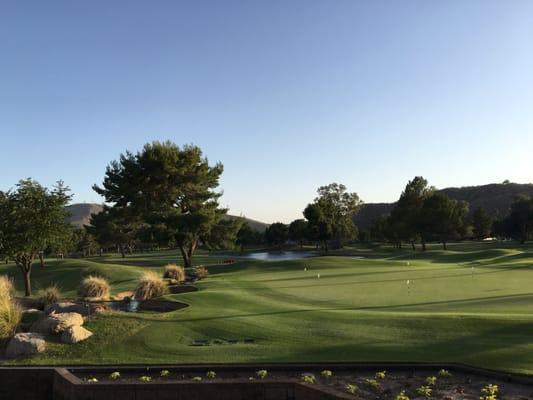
31 312 84 334
60 325 93 344
5 333 46 358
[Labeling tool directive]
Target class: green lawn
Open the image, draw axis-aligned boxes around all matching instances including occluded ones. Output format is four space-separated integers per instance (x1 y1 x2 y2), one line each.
2 242 533 374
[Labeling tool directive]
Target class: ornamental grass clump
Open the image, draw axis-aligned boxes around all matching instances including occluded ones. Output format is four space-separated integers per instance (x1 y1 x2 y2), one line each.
480 384 499 400
375 370 387 379
365 378 381 392
206 371 216 379
425 376 437 386
160 370 170 377
345 384 359 395
320 370 333 379
139 376 152 382
79 275 110 300
256 370 268 379
193 266 209 280
38 285 62 307
109 372 121 380
163 264 185 283
395 390 410 400
416 386 432 398
134 272 167 300
0 276 22 339
438 369 452 378
301 374 316 384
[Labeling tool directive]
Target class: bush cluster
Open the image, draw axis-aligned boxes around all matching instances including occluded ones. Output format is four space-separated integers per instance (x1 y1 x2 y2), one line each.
79 275 110 300
38 285 62 307
0 276 22 340
163 264 185 283
135 272 167 300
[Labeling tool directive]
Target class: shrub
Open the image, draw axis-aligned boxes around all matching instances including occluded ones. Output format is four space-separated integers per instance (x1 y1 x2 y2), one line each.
160 370 170 377
206 371 216 379
0 276 15 300
256 369 268 379
395 390 410 400
321 369 333 379
163 264 185 282
480 384 498 400
438 369 452 378
0 276 21 339
194 266 209 280
425 376 437 386
375 370 386 379
415 386 432 398
192 376 202 381
0 295 22 339
345 384 359 395
79 275 110 300
134 272 167 300
109 372 121 380
38 285 62 307
87 377 98 383
365 378 381 392
139 376 152 382
301 374 316 384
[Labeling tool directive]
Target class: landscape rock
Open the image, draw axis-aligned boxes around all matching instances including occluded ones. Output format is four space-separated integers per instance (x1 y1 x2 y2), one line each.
60 325 93 344
5 333 46 358
31 312 84 334
45 302 90 316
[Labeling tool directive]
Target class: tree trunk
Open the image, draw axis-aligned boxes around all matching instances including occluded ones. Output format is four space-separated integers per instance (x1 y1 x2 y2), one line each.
323 240 329 254
442 242 447 250
23 269 32 296
410 241 416 251
119 244 126 258
421 239 427 251
39 252 45 268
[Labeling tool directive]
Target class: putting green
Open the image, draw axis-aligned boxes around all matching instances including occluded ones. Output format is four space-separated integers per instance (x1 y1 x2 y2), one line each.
2 243 533 374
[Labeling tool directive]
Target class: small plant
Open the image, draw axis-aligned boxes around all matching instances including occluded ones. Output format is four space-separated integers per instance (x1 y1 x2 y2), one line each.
87 377 98 383
38 285 62 306
425 376 437 386
109 371 121 380
345 384 359 395
480 384 499 400
416 386 432 398
206 371 216 379
320 369 333 379
438 369 452 378
0 276 15 300
79 275 110 300
395 390 410 400
163 264 185 282
134 272 167 300
365 378 381 392
256 369 268 380
194 266 209 280
192 376 202 382
301 374 316 384
0 290 22 339
139 376 152 382
375 370 386 379
160 370 170 377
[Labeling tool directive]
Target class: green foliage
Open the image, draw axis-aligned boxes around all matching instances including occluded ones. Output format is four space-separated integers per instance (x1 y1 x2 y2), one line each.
134 272 167 300
437 369 452 378
365 378 381 392
139 375 152 382
192 376 202 382
345 383 358 395
415 385 432 398
395 390 410 400
304 183 362 251
301 374 316 384
0 288 21 339
472 208 493 239
236 222 264 248
206 370 216 379
0 179 72 296
289 219 308 246
425 376 437 386
109 371 121 380
93 141 242 267
480 384 499 400
493 196 533 243
163 264 185 282
79 275 110 300
37 285 62 307
320 369 333 379
265 223 288 247
375 370 386 379
87 377 98 383
160 370 170 377
256 369 268 379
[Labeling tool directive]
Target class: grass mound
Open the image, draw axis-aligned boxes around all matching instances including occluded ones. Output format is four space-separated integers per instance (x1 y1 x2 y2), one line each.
38 285 62 307
135 272 167 300
0 275 21 339
79 275 110 300
163 264 185 283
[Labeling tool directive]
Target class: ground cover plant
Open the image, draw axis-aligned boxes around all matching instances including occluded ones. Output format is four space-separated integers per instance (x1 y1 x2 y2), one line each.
1 242 533 375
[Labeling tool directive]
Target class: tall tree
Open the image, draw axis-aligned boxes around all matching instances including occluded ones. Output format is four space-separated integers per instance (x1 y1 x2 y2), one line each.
304 183 362 252
0 179 71 296
93 141 241 267
472 207 493 240
420 192 469 250
388 176 434 250
494 196 533 244
236 222 264 250
288 219 308 247
265 222 288 247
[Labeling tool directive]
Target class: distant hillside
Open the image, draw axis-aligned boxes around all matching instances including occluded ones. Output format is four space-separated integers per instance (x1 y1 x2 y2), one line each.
66 203 269 232
66 203 104 228
355 182 533 231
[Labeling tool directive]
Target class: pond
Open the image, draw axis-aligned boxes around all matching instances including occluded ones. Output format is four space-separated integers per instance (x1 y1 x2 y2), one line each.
242 251 315 261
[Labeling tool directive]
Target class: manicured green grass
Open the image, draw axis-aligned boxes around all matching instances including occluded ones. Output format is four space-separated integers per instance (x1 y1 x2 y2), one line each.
2 243 533 374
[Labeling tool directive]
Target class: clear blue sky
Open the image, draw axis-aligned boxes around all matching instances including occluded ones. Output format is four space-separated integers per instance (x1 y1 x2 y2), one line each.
1 1 532 223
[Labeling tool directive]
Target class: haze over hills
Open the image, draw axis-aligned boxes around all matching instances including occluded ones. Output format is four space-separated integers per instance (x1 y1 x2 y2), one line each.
66 203 270 232
355 182 533 230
